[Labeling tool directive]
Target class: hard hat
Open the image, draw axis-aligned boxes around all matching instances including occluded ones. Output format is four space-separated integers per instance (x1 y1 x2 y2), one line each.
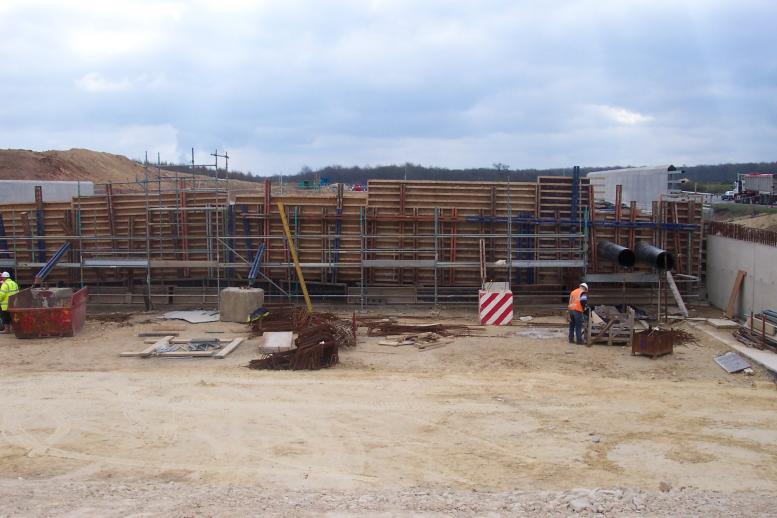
580 282 588 290
0 272 9 278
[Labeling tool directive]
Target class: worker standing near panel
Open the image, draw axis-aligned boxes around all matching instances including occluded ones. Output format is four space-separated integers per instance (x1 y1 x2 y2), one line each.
0 271 19 334
567 282 589 345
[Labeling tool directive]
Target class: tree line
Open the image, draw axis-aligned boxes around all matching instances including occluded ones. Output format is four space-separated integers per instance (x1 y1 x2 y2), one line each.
142 159 777 186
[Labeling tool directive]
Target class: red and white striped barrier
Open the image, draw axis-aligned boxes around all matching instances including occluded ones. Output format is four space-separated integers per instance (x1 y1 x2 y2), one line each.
478 290 513 325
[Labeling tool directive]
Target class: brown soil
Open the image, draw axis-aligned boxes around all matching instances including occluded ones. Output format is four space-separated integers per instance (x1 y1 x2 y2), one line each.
0 148 258 191
0 308 776 515
730 213 777 232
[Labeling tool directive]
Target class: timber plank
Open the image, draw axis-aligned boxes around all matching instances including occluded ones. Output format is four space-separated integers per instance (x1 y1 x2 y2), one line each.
725 270 746 319
214 338 245 358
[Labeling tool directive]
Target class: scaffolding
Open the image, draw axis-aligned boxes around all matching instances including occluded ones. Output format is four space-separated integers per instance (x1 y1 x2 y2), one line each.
0 175 704 311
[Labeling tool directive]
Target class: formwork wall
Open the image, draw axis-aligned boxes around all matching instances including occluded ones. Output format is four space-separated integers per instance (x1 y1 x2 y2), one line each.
0 177 703 305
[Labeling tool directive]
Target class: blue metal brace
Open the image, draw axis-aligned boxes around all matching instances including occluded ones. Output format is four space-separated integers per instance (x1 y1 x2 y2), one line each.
248 243 266 287
36 209 46 262
35 241 71 284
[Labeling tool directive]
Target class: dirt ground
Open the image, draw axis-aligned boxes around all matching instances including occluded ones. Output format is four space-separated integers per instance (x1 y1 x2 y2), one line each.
1 306 777 516
730 212 777 232
0 148 258 191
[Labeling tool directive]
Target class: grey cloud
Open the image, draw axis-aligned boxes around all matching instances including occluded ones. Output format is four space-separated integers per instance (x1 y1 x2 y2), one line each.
0 0 775 173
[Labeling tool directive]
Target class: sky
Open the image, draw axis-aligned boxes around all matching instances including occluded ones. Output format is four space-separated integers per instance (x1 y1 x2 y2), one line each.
0 0 775 175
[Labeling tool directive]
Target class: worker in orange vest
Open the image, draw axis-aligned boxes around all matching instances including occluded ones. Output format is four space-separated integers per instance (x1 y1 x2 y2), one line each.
568 282 589 344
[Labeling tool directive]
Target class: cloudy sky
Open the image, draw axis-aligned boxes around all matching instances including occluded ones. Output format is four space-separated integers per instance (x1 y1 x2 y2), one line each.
1 0 775 174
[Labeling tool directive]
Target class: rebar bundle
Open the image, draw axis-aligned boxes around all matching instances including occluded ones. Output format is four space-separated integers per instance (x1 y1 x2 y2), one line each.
248 324 340 370
365 322 470 337
247 308 355 370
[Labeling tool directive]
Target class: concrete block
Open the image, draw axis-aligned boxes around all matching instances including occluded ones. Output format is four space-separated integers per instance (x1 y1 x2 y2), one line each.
219 287 264 323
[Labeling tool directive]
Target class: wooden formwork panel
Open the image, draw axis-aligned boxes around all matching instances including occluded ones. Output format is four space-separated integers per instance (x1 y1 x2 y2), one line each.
0 179 704 296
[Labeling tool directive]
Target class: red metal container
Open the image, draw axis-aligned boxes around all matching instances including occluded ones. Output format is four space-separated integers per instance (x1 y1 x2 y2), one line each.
631 329 673 359
9 287 88 338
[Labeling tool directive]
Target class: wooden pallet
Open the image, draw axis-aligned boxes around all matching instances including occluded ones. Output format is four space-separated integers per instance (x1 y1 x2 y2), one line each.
587 306 635 345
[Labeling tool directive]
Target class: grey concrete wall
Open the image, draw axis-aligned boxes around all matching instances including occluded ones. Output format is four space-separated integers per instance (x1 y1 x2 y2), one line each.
706 235 777 318
587 166 672 211
0 180 94 203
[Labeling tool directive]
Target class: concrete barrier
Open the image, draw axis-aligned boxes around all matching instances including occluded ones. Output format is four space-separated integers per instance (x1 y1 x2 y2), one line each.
219 287 264 323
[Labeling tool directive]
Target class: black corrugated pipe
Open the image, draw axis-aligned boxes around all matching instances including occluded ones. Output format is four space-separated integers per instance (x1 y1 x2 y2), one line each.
635 241 675 270
596 240 636 268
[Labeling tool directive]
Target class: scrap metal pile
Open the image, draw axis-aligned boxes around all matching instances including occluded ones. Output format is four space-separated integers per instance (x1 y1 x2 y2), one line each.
360 318 470 337
634 326 696 345
158 338 223 353
248 307 356 371
734 326 777 353
377 331 453 351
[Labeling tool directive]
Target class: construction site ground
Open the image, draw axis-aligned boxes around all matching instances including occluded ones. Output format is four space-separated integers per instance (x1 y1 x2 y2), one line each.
1 306 777 516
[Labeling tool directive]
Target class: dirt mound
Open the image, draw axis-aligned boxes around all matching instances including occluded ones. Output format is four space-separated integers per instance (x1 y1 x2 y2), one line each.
731 213 777 232
0 148 152 184
0 148 259 191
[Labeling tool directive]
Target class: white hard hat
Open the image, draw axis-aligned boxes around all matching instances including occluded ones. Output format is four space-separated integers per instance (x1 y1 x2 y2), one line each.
580 282 588 290
0 272 9 278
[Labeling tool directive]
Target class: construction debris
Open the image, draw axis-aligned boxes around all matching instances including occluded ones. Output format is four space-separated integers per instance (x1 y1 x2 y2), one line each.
365 321 470 337
246 308 356 370
164 310 220 324
378 332 453 350
747 314 777 336
249 324 339 370
90 313 133 325
734 326 777 353
714 351 751 373
248 306 353 342
257 331 295 353
666 328 697 346
121 336 244 359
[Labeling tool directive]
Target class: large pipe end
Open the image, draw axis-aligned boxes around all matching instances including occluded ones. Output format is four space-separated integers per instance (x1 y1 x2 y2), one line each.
655 250 675 270
596 240 636 268
617 249 636 268
635 241 676 270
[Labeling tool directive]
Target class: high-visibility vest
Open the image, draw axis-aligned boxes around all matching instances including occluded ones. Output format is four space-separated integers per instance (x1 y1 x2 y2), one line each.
568 287 584 312
0 279 19 311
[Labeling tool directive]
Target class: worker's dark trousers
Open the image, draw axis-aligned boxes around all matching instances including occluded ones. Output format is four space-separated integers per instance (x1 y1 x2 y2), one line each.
0 310 10 332
568 310 584 344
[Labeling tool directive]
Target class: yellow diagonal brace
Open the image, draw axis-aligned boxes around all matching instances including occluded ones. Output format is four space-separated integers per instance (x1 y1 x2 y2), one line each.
277 201 313 313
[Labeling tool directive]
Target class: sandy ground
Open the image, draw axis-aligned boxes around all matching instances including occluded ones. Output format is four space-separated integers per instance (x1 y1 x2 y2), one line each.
1 307 777 516
731 212 777 231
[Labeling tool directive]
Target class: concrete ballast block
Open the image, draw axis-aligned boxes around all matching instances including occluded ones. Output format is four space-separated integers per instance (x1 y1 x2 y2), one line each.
219 288 264 323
